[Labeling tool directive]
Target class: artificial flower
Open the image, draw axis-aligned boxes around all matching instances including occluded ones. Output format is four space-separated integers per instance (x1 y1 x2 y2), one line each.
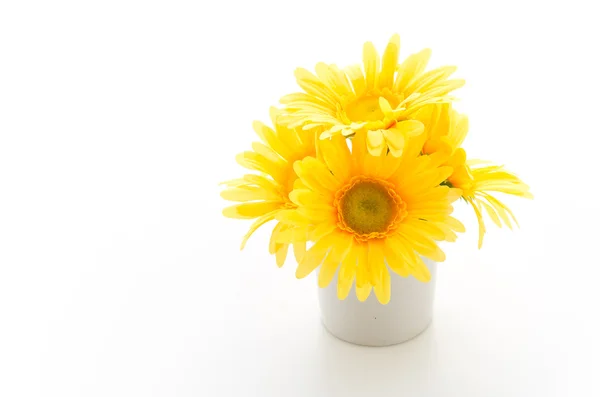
275 133 464 304
279 34 464 157
221 108 316 266
416 104 533 248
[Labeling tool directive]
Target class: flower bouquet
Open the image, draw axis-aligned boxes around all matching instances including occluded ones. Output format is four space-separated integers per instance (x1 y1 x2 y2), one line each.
221 35 531 346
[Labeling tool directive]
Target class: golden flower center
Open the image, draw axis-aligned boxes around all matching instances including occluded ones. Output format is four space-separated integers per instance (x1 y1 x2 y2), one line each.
344 93 402 123
345 96 384 122
335 177 406 240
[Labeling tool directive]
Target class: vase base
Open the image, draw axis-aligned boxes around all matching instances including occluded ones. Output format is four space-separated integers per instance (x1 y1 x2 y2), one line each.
320 316 433 347
318 260 437 347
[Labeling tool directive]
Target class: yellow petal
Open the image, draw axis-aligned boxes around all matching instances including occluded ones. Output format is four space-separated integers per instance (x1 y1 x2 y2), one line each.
446 216 466 233
293 242 306 263
252 120 294 160
404 236 447 264
482 194 513 229
223 202 282 219
295 232 338 279
269 222 285 254
274 226 310 244
480 200 502 228
374 266 391 304
411 255 432 282
354 243 370 288
363 41 380 89
297 206 336 223
319 135 352 182
363 145 384 176
367 240 386 286
240 174 281 195
240 212 277 250
318 236 353 288
337 242 357 300
235 151 285 182
378 34 400 88
275 244 288 267
378 153 403 180
275 209 310 226
394 48 431 92
345 64 366 97
382 236 409 277
366 130 385 156
413 79 465 101
220 186 281 202
403 219 446 240
294 67 340 106
404 66 458 96
294 157 339 194
468 198 486 249
448 188 463 203
415 242 446 263
396 119 424 137
351 131 368 173
447 112 469 149
356 283 372 302
337 275 355 301
251 141 284 165
315 62 352 96
394 236 432 282
378 96 393 116
309 222 338 241
382 128 405 157
288 189 331 210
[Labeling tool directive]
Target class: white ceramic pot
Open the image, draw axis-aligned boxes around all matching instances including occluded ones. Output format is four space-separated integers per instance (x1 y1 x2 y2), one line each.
318 258 437 346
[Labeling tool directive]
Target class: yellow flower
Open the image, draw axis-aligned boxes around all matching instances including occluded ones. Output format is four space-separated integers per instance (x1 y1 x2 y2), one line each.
275 133 464 304
279 34 464 157
416 104 533 248
221 108 316 266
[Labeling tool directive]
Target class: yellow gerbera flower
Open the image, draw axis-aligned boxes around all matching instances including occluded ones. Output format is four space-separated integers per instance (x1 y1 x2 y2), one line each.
275 133 464 304
221 108 316 266
416 104 533 248
279 34 464 157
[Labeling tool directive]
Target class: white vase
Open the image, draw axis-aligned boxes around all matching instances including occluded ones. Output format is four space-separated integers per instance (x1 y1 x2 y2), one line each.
318 258 437 346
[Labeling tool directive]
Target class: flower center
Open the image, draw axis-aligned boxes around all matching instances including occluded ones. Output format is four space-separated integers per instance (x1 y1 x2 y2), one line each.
335 177 406 240
344 93 401 123
345 96 384 122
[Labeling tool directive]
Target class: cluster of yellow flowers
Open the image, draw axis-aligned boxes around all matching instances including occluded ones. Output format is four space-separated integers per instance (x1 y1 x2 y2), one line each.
221 35 532 304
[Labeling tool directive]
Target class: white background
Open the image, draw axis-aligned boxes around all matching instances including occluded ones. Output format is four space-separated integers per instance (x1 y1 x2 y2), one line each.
1 1 599 396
